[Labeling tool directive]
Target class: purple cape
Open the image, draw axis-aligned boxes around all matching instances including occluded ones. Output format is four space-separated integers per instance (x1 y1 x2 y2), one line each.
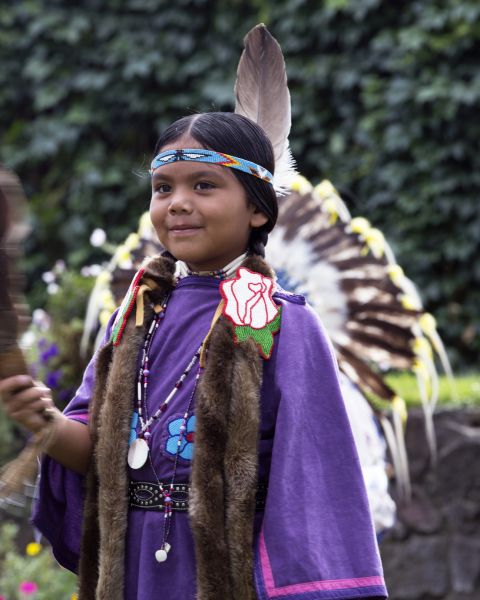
33 275 387 599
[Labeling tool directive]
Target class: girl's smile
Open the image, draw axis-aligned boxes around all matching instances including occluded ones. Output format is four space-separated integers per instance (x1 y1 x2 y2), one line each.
149 136 268 272
168 223 203 236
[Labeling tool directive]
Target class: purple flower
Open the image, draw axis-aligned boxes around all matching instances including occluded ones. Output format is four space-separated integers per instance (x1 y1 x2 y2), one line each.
46 369 62 389
40 343 59 364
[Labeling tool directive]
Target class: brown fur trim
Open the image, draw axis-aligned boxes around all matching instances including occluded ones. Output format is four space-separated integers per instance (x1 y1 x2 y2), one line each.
191 318 262 600
190 252 271 599
224 338 261 598
190 318 235 599
78 343 112 599
95 310 150 597
140 253 177 304
78 254 176 599
78 253 273 599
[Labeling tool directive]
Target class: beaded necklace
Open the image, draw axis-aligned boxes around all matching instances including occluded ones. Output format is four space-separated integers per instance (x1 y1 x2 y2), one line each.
175 252 247 280
126 291 208 563
127 295 202 470
148 362 202 563
127 258 241 562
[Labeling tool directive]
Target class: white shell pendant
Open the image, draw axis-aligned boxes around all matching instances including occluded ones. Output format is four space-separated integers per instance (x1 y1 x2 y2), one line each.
155 549 168 563
127 437 149 469
155 543 171 563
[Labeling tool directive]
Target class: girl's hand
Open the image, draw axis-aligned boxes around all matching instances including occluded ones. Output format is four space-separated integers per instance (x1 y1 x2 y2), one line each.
0 375 54 434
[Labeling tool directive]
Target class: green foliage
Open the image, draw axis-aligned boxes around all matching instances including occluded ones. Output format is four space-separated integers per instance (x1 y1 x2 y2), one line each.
0 268 93 480
386 372 480 407
0 522 76 599
0 413 22 466
0 0 478 366
25 268 94 408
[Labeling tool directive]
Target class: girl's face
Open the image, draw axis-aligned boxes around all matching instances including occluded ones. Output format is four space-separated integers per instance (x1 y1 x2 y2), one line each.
149 135 268 271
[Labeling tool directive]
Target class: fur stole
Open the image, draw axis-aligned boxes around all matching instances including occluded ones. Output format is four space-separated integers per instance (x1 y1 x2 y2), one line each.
78 253 274 599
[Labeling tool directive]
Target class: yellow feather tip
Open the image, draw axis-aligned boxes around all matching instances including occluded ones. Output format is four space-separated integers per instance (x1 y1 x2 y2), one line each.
290 175 313 195
314 179 337 198
401 294 420 310
392 396 408 425
138 212 153 237
125 233 140 251
96 270 111 286
387 264 405 286
364 228 385 258
350 217 371 235
413 337 433 360
419 313 437 335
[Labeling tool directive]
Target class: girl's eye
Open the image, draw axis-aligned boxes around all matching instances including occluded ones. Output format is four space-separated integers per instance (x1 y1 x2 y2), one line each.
195 181 215 191
154 183 171 194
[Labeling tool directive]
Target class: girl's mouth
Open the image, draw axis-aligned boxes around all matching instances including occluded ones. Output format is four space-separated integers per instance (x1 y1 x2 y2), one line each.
169 226 202 236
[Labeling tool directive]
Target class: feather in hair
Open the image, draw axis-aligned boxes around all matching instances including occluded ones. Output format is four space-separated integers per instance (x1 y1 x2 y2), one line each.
234 24 296 194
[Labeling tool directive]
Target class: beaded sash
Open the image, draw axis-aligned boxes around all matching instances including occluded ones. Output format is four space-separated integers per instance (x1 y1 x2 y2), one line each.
129 481 268 512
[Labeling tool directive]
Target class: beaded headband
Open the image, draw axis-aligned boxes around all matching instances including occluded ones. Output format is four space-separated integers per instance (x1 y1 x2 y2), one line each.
150 148 273 184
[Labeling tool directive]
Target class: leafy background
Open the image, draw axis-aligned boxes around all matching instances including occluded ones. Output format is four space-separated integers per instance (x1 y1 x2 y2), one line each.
1 0 479 368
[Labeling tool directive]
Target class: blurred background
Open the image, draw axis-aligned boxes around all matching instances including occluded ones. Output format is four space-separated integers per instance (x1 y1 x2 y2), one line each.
0 1 479 598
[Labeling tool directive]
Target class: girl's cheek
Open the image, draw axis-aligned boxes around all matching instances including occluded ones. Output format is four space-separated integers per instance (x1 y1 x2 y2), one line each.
149 203 166 226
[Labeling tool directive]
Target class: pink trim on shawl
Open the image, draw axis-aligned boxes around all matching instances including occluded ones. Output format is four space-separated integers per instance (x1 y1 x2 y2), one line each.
67 413 89 423
259 530 385 597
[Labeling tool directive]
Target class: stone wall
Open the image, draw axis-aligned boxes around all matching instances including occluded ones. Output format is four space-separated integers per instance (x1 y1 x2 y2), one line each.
380 408 480 599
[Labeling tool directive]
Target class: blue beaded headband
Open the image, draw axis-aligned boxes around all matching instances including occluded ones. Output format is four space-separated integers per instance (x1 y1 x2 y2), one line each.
150 148 273 184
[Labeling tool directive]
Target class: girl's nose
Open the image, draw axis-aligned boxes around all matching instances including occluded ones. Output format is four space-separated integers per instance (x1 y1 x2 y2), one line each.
167 190 193 214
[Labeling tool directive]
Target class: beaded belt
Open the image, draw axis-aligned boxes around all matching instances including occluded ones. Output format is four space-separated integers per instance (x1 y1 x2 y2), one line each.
129 481 268 512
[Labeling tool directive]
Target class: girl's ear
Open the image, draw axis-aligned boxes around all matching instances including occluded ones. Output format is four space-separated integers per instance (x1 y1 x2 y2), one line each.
249 205 269 229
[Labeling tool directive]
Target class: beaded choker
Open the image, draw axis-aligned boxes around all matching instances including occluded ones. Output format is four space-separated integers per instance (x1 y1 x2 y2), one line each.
175 252 247 281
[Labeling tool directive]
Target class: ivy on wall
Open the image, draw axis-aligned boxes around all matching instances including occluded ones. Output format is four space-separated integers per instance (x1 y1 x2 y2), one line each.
1 0 478 366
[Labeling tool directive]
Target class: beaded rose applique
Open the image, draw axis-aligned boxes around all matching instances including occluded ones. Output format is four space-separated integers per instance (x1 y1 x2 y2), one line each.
220 268 281 359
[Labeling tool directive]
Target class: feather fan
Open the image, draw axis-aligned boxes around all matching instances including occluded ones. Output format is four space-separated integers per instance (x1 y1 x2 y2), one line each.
266 176 455 498
0 168 57 508
0 166 30 378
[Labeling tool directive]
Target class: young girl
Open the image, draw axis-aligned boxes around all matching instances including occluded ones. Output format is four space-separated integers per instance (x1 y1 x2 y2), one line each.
0 112 387 600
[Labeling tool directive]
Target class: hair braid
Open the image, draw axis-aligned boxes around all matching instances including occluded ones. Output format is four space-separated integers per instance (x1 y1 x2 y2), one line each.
248 228 268 258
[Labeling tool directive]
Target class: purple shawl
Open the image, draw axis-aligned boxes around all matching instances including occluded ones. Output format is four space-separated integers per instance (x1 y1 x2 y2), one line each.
33 275 387 599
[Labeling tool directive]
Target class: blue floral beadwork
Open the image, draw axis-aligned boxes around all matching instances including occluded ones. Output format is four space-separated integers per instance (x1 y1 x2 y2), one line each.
165 415 196 460
129 411 139 446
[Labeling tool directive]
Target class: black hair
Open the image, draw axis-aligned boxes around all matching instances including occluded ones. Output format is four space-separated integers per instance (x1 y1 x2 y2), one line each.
153 112 278 257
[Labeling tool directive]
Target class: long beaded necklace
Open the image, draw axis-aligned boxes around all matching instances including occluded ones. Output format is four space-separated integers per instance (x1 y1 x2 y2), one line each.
148 363 203 563
127 294 202 470
127 261 232 562
126 292 206 563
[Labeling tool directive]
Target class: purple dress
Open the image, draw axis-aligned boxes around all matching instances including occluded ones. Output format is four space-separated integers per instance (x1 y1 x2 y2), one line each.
33 275 387 600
